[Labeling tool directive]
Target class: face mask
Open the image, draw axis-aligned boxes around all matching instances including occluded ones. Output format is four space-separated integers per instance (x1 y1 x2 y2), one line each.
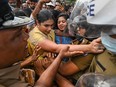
101 32 116 54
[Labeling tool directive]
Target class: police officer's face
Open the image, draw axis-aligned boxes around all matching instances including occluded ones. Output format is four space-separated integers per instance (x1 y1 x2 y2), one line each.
0 26 29 64
77 27 86 36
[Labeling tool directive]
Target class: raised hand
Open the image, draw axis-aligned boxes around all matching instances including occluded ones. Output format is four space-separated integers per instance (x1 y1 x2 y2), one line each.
31 45 41 62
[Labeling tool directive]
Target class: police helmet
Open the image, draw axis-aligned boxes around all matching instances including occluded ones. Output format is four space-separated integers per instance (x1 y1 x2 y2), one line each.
87 0 116 35
0 0 33 30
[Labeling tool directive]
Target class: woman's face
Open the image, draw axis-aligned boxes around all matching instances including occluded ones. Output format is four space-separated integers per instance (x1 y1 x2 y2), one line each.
57 16 67 31
37 19 54 35
77 27 86 36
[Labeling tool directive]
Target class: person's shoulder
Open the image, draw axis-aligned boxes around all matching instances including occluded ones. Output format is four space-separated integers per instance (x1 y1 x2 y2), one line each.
29 27 44 40
29 26 38 34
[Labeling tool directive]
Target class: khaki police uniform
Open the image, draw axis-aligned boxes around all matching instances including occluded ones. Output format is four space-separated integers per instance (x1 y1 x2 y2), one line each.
71 53 94 81
88 50 116 75
0 63 31 87
68 39 94 81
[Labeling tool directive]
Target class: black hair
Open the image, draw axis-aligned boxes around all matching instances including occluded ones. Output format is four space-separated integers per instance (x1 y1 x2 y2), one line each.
57 13 69 34
23 8 32 17
74 15 87 30
14 9 27 17
30 0 38 2
64 5 70 12
77 21 89 30
36 9 55 23
57 13 69 21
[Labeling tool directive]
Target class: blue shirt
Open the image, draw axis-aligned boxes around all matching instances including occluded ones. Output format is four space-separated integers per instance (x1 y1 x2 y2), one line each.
55 35 73 62
55 35 73 44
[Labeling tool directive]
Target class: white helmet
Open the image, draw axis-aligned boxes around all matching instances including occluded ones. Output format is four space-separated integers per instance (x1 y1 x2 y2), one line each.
87 0 116 25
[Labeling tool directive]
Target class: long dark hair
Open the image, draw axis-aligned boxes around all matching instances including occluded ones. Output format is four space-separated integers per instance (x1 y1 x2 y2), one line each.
57 13 69 34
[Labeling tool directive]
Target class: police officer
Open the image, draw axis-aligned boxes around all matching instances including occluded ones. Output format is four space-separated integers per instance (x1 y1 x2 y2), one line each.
75 0 116 87
87 0 116 75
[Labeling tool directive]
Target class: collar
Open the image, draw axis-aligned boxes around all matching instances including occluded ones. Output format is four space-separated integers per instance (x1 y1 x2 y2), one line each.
35 26 48 39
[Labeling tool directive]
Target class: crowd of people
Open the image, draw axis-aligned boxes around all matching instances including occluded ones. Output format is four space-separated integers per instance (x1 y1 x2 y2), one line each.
0 0 116 87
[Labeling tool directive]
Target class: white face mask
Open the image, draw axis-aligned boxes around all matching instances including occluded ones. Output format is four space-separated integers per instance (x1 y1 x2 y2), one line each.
101 32 116 54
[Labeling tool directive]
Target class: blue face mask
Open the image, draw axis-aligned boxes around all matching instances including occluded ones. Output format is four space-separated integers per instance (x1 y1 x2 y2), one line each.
101 32 116 54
